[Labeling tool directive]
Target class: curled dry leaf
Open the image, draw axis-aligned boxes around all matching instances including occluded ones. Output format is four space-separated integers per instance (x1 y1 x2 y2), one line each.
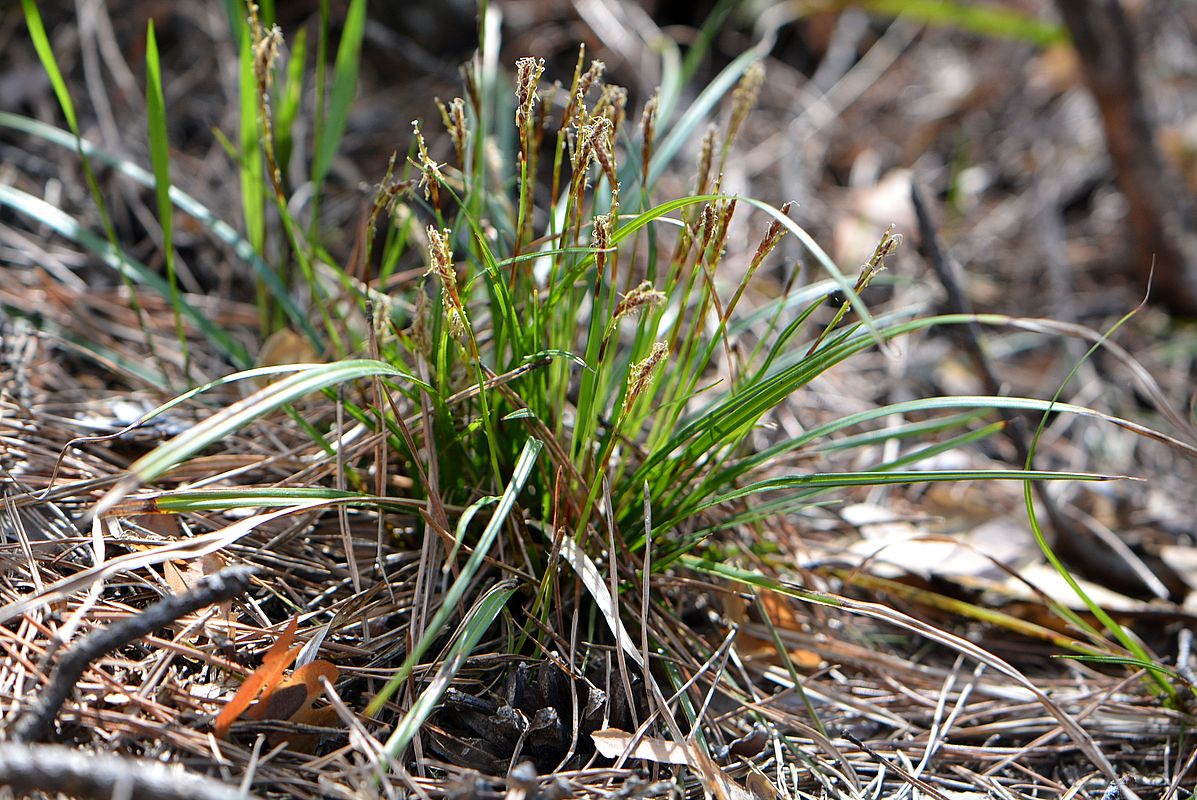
214 617 343 752
213 616 301 739
256 659 341 753
591 728 773 800
252 659 340 722
591 727 689 765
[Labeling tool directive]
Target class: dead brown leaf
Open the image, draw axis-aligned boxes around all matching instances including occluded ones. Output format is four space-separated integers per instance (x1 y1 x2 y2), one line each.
213 616 301 739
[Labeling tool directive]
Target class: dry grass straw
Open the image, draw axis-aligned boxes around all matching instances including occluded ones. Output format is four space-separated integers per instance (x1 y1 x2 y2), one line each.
2 2 1197 799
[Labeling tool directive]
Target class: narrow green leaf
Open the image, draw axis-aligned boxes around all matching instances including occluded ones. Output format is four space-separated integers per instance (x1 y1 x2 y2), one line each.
149 487 425 513
365 438 542 717
19 0 78 134
859 0 1067 45
123 359 425 484
311 0 366 189
379 580 518 765
659 468 1124 532
145 21 188 370
645 48 761 189
238 28 266 254
274 26 308 175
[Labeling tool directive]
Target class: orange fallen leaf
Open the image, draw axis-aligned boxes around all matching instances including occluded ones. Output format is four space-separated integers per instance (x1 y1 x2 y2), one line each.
725 590 822 670
256 660 342 752
214 616 301 738
252 659 340 722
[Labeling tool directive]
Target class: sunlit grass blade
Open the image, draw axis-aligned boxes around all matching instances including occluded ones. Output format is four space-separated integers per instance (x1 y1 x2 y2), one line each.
653 384 1171 537
53 362 369 459
19 0 78 133
741 197 888 351
656 468 1124 534
274 26 307 177
857 0 1066 45
378 580 518 766
0 112 316 344
135 487 426 514
644 49 763 189
1055 654 1191 684
0 184 249 368
237 22 266 267
144 21 189 376
813 410 993 453
364 437 542 717
311 0 365 197
124 360 425 484
86 360 427 522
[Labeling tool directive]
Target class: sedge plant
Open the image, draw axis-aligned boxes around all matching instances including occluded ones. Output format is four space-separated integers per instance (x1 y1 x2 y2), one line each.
9 0 1195 779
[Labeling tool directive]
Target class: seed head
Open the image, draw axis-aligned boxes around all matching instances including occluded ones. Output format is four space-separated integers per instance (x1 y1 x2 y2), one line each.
594 84 627 133
614 281 666 321
425 226 465 339
515 57 546 132
592 213 613 252
640 92 659 182
624 341 669 414
410 120 443 204
573 115 615 190
726 61 764 147
436 97 470 167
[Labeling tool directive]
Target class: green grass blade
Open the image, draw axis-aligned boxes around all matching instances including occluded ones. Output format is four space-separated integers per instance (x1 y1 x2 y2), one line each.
858 0 1067 45
237 27 266 258
114 360 425 487
659 468 1123 533
364 437 543 717
147 487 425 514
275 26 308 176
680 0 741 83
378 580 518 765
19 0 78 134
144 21 189 373
311 0 366 192
645 50 760 189
1022 303 1177 698
817 410 993 452
0 184 250 368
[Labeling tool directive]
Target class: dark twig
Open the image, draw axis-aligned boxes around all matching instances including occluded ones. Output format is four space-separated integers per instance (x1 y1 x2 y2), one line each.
911 180 1168 600
8 564 257 743
910 179 1035 464
0 741 258 800
843 733 950 800
1053 0 1197 315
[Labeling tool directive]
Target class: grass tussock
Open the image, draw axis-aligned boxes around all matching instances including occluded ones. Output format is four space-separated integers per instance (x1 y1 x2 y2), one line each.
1 2 1196 799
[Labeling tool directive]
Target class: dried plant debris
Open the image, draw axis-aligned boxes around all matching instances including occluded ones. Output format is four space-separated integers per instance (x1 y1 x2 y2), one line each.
3 1 1197 800
430 660 637 774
